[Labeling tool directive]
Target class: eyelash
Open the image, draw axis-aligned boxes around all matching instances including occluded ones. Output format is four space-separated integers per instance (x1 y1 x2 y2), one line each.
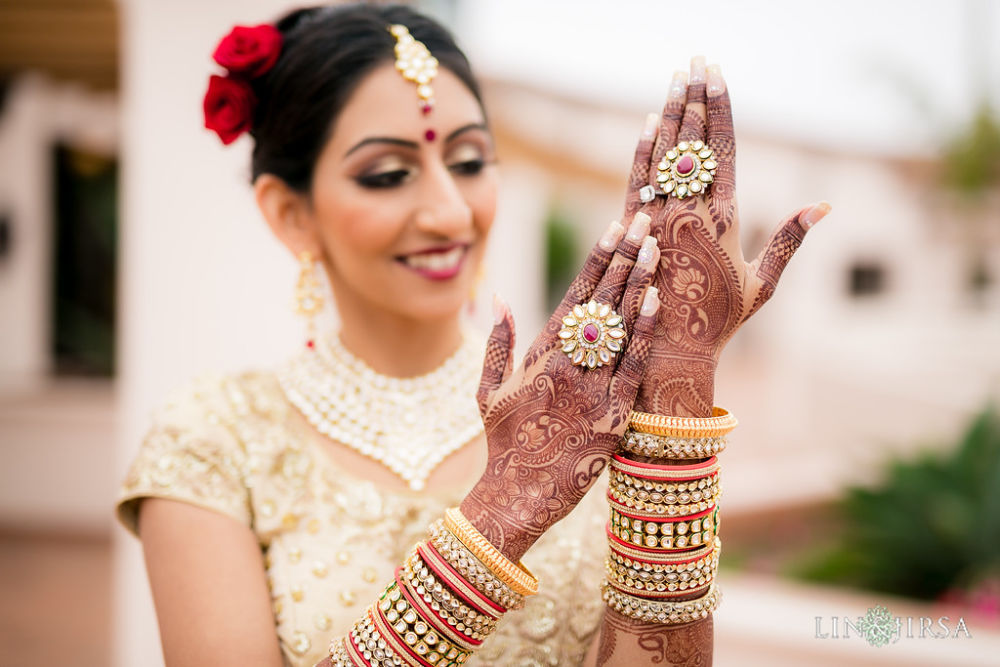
356 159 487 189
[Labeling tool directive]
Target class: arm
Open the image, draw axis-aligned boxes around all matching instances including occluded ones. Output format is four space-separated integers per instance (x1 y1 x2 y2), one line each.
595 57 831 665
138 498 285 667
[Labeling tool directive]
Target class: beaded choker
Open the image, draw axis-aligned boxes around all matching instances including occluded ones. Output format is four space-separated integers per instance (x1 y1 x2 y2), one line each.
278 332 485 491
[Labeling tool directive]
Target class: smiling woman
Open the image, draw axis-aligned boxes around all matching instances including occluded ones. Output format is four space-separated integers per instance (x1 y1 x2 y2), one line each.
116 3 827 667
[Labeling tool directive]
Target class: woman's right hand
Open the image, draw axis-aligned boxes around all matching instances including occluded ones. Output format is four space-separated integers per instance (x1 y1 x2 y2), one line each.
460 214 662 561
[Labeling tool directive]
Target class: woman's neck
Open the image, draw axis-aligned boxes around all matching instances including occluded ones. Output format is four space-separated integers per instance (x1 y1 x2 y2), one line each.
332 295 465 379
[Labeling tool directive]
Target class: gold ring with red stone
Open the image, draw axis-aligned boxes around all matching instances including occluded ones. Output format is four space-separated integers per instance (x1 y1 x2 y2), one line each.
656 140 717 199
558 300 626 369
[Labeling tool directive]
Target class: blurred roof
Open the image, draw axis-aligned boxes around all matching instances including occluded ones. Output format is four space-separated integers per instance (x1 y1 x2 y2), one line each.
455 0 1000 158
0 0 118 91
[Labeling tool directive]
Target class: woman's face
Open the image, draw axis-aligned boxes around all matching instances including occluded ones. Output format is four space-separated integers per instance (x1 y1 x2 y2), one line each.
306 62 498 324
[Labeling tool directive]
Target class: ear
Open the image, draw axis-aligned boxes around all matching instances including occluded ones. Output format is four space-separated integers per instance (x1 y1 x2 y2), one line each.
254 174 323 258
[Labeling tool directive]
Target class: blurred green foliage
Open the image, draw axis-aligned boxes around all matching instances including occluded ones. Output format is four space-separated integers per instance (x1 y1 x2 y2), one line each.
544 207 580 312
794 406 1000 600
942 103 1000 196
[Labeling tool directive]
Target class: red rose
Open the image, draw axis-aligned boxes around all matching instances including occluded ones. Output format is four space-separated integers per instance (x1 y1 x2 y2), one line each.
212 24 282 77
203 75 256 145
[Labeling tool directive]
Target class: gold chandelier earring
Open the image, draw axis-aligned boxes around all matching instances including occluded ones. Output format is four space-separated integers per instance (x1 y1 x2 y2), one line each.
294 250 324 349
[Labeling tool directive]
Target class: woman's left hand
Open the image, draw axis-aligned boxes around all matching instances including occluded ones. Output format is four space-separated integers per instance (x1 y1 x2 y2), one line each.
620 58 831 416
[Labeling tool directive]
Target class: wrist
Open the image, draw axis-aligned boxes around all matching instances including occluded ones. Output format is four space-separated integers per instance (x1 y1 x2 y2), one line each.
460 484 538 562
635 353 717 417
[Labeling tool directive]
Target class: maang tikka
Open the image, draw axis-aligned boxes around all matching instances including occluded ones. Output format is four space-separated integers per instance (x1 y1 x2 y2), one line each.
388 24 439 141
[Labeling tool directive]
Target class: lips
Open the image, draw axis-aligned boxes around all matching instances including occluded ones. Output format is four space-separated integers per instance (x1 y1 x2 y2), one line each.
397 245 468 280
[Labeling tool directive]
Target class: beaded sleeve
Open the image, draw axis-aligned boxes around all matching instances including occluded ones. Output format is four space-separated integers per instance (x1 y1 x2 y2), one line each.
116 375 252 536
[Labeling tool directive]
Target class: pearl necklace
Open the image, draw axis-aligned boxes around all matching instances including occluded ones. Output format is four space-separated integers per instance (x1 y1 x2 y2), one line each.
278 331 485 491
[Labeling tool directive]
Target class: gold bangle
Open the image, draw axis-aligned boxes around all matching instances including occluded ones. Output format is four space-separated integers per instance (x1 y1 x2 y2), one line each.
444 508 539 597
606 542 719 597
608 527 720 564
601 579 721 625
403 548 500 641
428 521 525 610
608 485 720 518
629 407 737 438
375 578 474 663
619 428 727 459
610 505 719 551
609 466 720 517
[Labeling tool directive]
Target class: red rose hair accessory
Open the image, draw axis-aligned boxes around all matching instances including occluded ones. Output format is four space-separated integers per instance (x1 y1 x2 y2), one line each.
203 24 282 145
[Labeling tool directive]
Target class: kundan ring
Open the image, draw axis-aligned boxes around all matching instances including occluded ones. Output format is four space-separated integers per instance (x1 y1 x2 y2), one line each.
655 140 717 199
558 300 627 369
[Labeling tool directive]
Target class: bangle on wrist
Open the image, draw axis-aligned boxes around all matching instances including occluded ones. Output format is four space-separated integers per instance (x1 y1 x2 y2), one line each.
629 406 737 438
601 579 721 625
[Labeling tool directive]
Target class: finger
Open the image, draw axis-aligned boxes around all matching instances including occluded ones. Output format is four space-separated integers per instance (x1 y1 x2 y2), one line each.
621 235 659 335
623 112 660 220
706 64 735 200
650 70 688 172
744 202 831 320
552 219 624 321
610 286 659 410
677 56 707 143
477 295 517 413
545 219 625 341
590 212 650 307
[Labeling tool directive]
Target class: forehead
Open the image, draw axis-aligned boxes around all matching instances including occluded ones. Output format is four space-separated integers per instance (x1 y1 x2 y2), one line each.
329 62 485 152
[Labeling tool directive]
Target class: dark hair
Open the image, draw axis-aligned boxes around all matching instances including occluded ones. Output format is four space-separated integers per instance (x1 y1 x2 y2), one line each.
249 3 483 192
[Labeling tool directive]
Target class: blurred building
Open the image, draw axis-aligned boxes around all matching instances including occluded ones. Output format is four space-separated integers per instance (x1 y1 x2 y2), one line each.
0 1 998 666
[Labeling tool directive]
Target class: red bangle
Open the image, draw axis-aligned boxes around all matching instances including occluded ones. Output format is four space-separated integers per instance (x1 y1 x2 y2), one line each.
417 542 506 617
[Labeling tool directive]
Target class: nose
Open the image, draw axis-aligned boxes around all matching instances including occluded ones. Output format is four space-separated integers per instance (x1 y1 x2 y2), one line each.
412 161 474 238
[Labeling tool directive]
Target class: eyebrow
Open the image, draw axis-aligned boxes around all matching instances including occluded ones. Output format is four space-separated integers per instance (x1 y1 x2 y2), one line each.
343 122 489 158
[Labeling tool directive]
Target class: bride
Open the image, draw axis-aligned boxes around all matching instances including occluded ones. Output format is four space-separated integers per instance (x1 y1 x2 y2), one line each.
117 4 829 666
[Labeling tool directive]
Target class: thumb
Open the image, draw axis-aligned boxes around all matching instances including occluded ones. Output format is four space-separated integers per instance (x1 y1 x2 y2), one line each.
477 294 516 414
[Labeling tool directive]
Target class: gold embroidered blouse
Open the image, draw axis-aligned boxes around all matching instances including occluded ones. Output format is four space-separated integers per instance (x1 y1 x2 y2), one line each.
116 371 607 667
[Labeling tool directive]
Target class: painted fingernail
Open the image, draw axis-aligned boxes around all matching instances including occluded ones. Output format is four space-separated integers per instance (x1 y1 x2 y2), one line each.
637 235 658 265
643 112 659 137
599 220 625 251
492 294 506 324
689 56 707 85
626 211 651 244
706 64 725 96
801 201 832 230
669 70 688 100
640 286 660 316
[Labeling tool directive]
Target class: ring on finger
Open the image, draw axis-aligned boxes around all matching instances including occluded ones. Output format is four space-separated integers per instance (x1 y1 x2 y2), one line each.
639 185 656 203
655 140 717 199
558 300 626 369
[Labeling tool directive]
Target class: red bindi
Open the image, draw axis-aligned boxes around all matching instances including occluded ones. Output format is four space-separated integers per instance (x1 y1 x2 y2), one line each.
424 128 436 142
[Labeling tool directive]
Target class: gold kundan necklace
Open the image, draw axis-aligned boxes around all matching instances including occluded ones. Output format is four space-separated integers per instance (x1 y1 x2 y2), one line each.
278 331 484 491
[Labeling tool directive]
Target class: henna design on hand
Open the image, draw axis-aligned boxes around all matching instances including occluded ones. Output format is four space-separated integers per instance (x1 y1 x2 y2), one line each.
461 222 661 561
621 68 823 418
598 608 714 666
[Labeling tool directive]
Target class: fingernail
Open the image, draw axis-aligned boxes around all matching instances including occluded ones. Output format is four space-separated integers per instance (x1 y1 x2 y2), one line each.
637 235 658 265
801 201 832 229
669 70 688 100
492 294 506 324
626 212 651 244
642 112 659 137
599 220 625 251
689 56 707 85
640 286 660 316
706 64 725 96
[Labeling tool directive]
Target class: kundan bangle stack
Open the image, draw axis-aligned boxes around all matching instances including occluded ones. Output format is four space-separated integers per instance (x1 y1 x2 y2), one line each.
603 408 737 624
330 507 538 666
